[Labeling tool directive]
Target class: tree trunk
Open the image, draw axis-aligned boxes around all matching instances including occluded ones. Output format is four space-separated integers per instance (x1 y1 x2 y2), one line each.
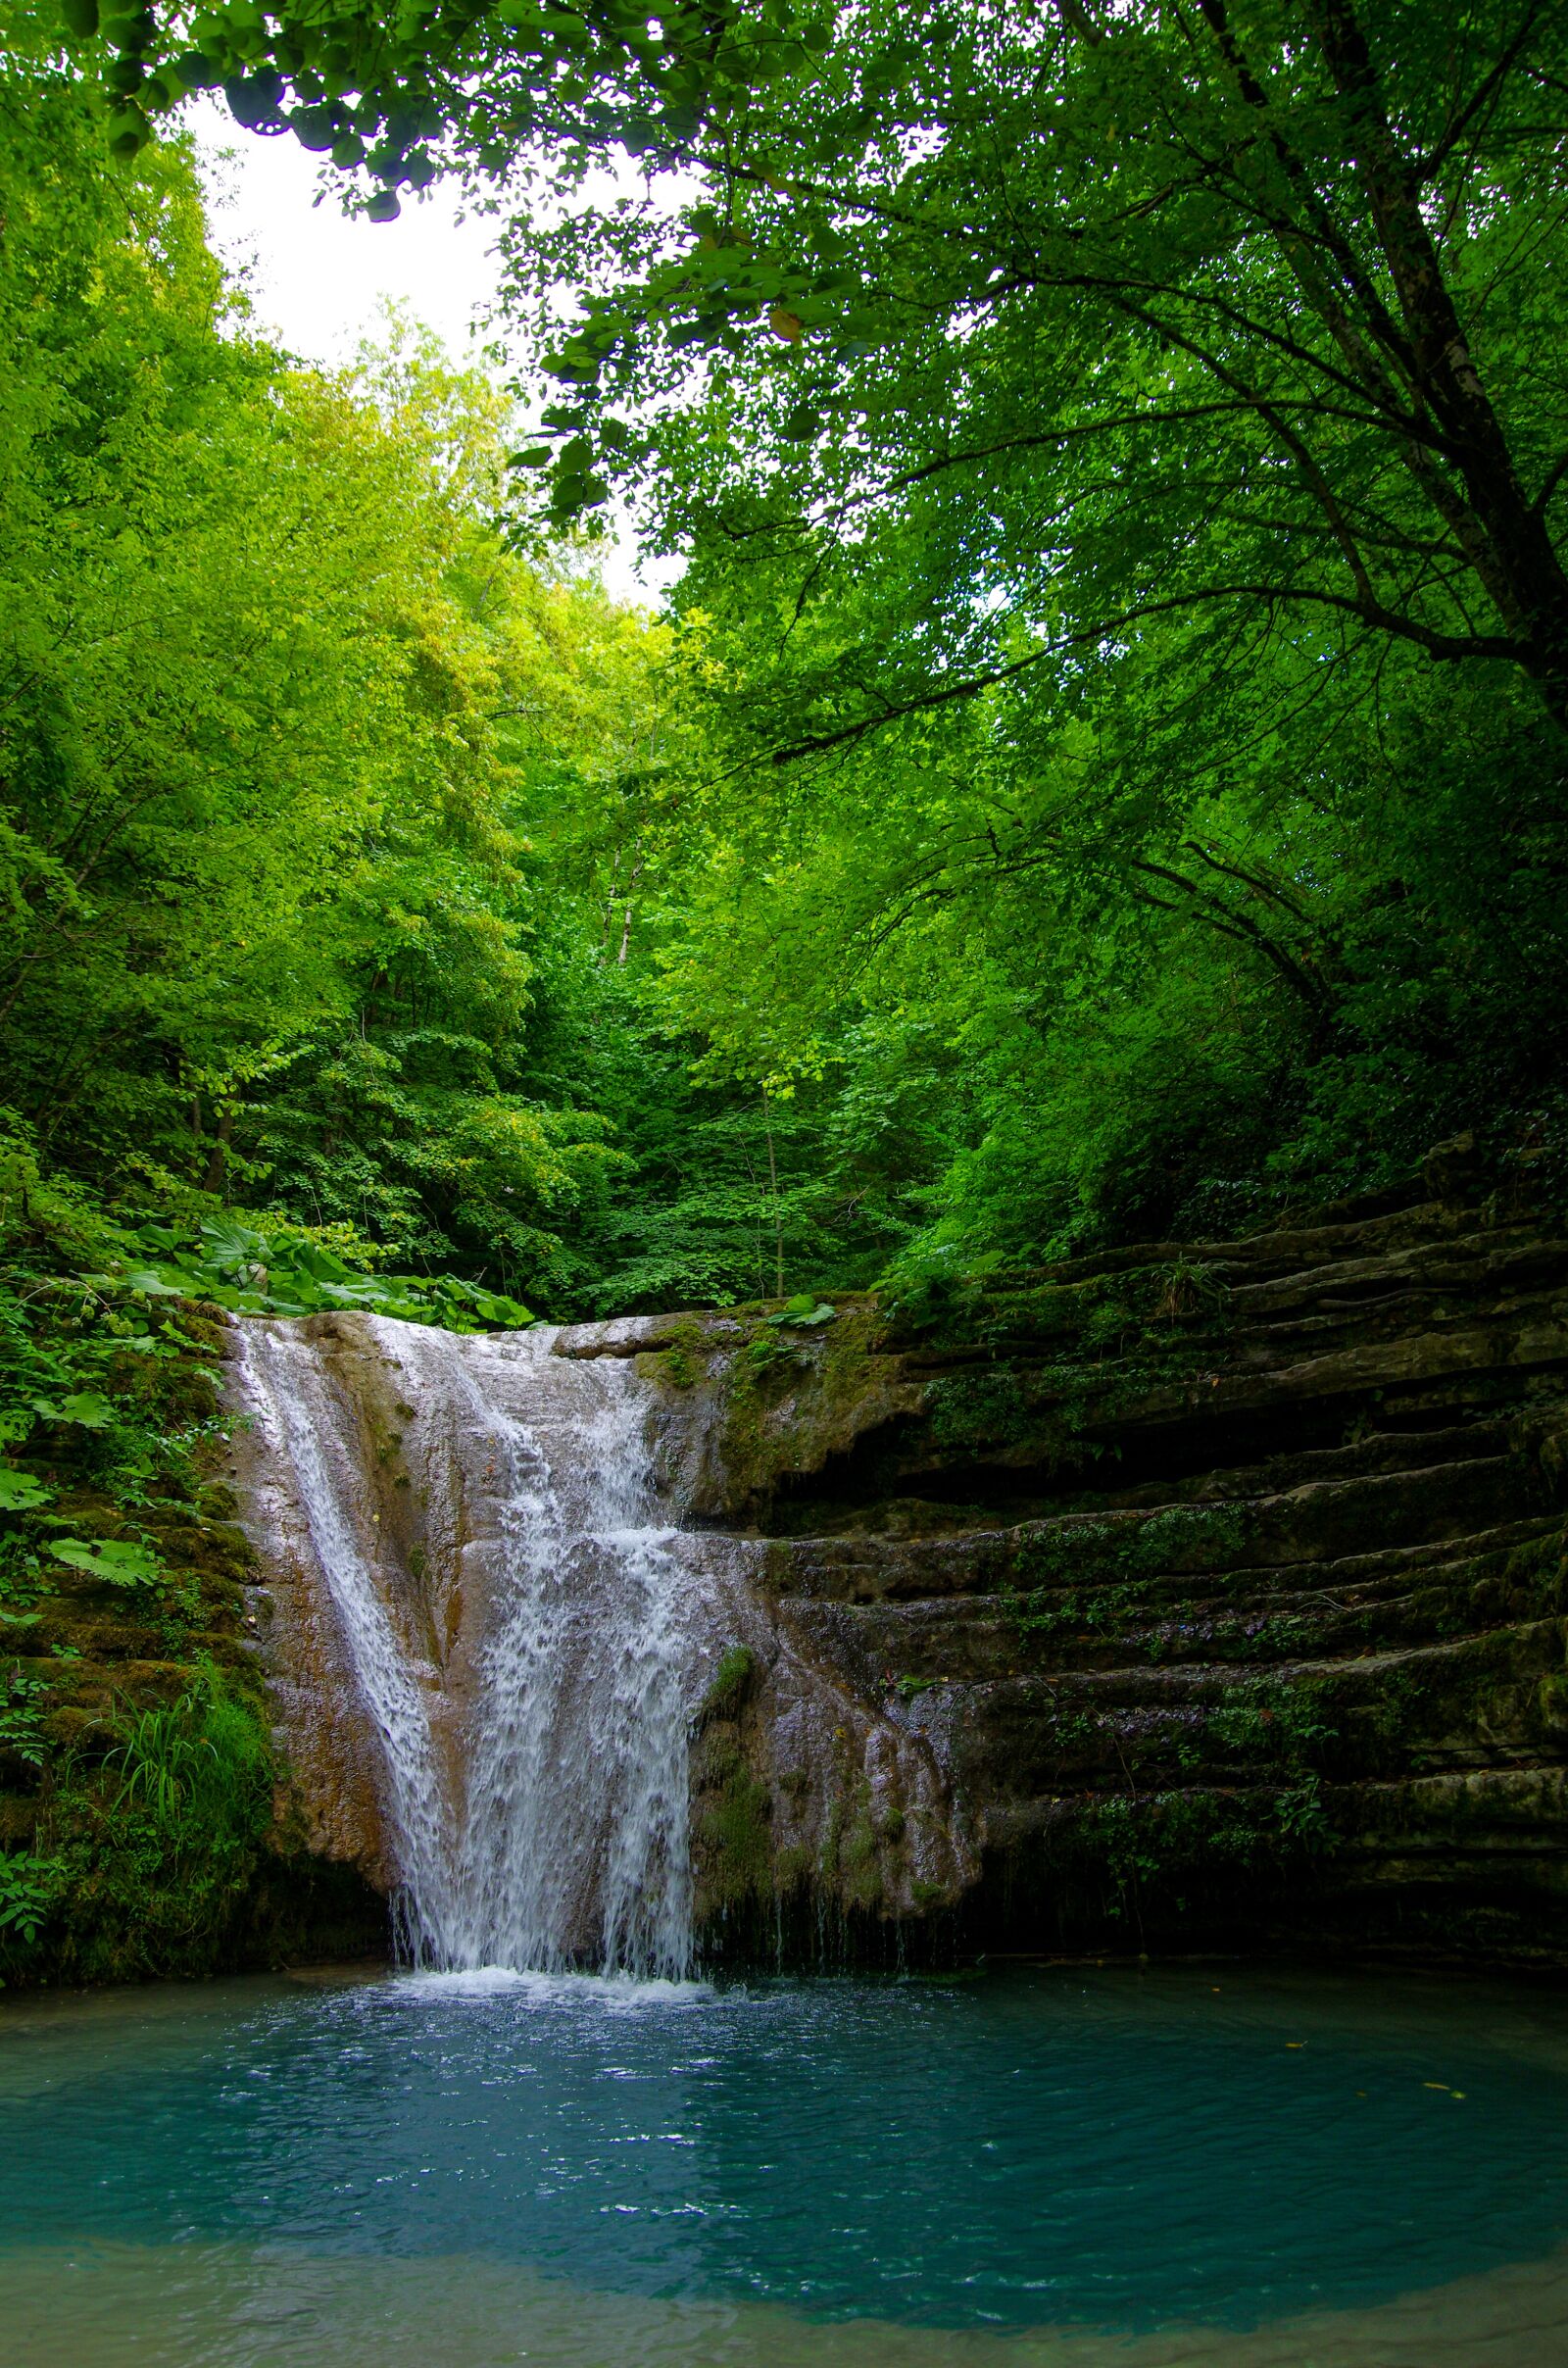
1307 0 1568 724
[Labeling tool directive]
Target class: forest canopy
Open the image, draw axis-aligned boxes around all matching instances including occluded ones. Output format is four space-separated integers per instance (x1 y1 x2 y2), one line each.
4 1 1568 1328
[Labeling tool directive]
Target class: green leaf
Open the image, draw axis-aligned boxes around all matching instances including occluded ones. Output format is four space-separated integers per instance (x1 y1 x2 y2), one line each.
48 1538 163 1589
767 1297 837 1328
31 1392 116 1429
198 1219 268 1271
0 1470 52 1513
121 1265 187 1297
0 1849 62 1944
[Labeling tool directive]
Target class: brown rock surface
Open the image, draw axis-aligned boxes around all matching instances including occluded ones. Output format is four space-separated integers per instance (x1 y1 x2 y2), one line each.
652 1189 1568 1963
227 1185 1568 1969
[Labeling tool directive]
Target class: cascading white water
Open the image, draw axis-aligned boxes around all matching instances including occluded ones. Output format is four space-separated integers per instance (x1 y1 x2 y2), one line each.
437 1357 695 1976
233 1317 704 1978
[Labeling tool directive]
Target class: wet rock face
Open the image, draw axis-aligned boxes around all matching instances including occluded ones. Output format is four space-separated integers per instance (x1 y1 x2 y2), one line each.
673 1551 977 1945
590 1192 1568 1965
227 1311 974 1963
234 1186 1568 1969
228 1314 431 1892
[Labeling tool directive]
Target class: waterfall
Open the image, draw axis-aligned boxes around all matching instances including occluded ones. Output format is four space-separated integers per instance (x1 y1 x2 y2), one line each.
232 1316 703 1978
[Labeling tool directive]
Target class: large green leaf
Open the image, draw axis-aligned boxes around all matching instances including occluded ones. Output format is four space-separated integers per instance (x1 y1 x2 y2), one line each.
32 1392 116 1429
0 1470 52 1513
48 1538 163 1589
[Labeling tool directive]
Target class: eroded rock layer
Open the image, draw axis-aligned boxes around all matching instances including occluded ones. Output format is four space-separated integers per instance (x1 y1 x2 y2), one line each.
606 1184 1568 1965
231 1178 1568 1970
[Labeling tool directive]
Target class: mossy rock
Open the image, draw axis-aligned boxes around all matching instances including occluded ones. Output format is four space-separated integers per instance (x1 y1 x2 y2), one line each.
696 1644 759 1727
695 1755 775 1915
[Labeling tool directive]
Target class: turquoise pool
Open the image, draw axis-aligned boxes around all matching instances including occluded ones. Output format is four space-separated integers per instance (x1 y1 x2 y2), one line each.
2 1961 1565 2365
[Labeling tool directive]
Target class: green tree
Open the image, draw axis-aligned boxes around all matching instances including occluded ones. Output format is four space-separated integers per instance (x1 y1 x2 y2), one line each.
32 0 1568 1282
0 59 689 1307
500 1 1568 735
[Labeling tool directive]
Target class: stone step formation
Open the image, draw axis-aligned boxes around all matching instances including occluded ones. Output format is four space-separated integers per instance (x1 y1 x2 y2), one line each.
624 1172 1568 1965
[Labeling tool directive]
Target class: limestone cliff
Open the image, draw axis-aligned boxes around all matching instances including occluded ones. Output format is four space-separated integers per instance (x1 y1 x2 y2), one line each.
593 1180 1568 1965
34 1167 1557 1980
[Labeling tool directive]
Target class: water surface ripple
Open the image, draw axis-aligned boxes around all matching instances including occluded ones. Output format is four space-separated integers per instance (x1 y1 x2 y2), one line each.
3 1964 1566 2364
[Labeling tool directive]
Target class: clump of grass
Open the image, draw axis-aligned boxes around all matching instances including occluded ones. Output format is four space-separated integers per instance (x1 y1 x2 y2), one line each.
106 1662 272 1846
698 1644 759 1726
8 1659 278 1982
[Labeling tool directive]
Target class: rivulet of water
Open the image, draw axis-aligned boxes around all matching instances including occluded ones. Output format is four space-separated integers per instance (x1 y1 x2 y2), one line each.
232 1318 702 1977
431 1348 695 1977
232 1323 465 1953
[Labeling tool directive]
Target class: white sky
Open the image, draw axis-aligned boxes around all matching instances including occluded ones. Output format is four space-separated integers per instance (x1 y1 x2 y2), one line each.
191 102 680 606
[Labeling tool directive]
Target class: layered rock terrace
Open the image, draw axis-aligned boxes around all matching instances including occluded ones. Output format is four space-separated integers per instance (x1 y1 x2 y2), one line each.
604 1182 1568 1964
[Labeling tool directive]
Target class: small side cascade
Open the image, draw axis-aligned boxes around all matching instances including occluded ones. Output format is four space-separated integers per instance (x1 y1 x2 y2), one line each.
233 1317 703 1977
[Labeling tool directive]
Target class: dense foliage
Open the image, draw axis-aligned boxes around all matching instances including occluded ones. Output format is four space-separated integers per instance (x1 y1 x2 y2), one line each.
0 55 865 1322
8 0 1568 1291
494 0 1568 1256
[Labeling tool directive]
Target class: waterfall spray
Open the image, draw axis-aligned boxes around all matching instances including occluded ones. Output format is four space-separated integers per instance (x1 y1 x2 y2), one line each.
234 1317 701 1977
